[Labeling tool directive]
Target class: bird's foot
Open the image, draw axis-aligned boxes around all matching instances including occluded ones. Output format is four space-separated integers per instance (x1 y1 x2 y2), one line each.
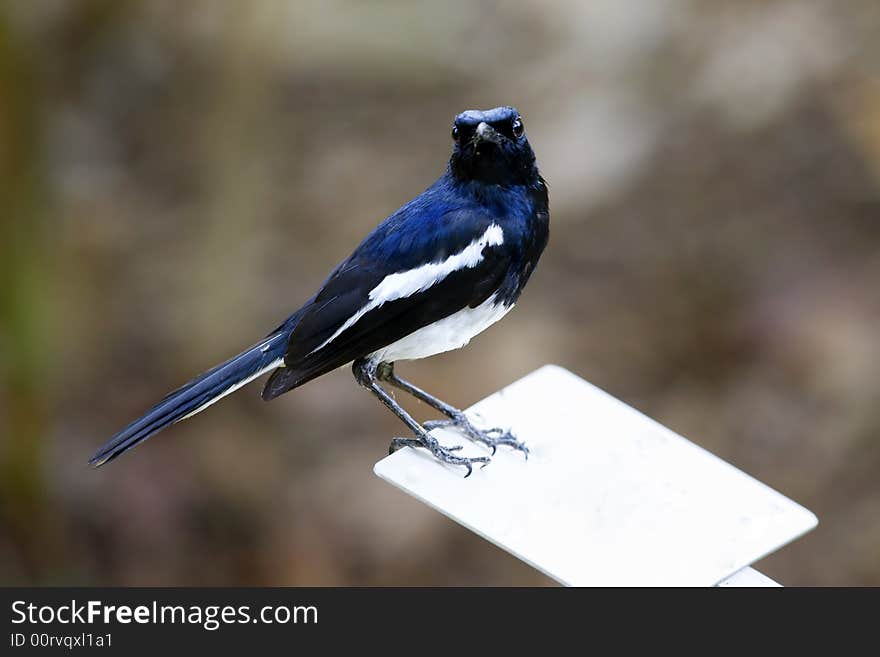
423 412 529 459
389 435 491 478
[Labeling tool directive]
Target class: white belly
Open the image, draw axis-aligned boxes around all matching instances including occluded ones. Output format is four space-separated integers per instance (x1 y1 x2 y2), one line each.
369 296 513 363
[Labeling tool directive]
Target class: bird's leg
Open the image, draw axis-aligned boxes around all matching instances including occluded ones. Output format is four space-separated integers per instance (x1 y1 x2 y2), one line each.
352 359 490 477
375 362 528 459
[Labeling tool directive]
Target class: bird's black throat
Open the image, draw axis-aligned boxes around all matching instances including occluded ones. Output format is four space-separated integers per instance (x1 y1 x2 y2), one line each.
450 141 538 187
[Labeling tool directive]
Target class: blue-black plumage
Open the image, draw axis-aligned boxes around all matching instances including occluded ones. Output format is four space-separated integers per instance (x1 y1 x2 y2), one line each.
91 106 549 474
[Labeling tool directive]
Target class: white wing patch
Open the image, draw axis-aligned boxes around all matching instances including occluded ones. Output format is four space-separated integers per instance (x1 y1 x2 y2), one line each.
311 223 504 354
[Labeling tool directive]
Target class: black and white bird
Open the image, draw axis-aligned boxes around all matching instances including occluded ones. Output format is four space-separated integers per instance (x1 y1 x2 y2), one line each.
91 106 549 475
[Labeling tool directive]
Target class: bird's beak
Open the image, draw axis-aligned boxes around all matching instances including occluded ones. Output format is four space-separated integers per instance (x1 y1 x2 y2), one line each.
473 122 504 146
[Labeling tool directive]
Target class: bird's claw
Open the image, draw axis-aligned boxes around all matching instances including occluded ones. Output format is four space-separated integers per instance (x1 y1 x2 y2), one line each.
388 434 490 477
422 419 452 432
424 413 529 459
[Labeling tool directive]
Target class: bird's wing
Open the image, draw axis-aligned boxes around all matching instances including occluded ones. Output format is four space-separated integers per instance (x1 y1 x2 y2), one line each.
262 206 511 398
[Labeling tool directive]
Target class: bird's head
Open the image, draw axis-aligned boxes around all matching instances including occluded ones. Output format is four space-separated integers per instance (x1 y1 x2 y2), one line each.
449 106 537 186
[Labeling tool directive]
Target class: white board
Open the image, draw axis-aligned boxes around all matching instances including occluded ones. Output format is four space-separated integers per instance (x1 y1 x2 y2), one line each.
374 365 817 586
717 567 780 587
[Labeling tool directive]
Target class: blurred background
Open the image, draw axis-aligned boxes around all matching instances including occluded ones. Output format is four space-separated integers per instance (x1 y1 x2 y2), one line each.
1 0 879 586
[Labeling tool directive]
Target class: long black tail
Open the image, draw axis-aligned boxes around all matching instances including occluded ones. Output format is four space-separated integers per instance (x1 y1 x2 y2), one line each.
90 328 291 467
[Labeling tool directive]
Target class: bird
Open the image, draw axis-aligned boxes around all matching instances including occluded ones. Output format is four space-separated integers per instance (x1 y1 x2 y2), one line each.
90 106 549 476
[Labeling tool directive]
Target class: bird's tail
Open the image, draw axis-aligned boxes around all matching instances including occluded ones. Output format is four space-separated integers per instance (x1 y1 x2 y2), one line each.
90 329 290 467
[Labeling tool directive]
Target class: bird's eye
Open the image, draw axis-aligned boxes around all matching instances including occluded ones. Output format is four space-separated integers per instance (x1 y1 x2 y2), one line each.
512 117 524 138
451 125 460 142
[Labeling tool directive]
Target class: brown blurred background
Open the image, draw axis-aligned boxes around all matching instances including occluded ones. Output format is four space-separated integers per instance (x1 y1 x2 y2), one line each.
1 0 879 586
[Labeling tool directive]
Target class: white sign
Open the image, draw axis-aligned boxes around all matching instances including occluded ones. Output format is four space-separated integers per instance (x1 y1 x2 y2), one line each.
375 365 817 586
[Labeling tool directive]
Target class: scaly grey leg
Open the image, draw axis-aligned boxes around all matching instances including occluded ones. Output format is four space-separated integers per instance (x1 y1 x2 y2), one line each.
353 359 490 477
375 362 528 459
